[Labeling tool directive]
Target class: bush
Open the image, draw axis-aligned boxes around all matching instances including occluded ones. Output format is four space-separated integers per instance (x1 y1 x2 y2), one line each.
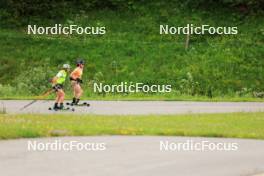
183 0 264 11
1 0 139 22
2 0 262 24
14 62 56 95
0 84 18 97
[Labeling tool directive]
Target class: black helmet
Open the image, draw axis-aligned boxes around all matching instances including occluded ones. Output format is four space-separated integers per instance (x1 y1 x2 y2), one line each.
76 59 85 65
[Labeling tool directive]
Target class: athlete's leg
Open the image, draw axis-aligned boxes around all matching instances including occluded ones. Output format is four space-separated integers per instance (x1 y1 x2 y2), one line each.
54 91 60 109
75 84 83 98
57 89 65 109
55 92 60 103
71 81 77 104
57 89 65 103
73 84 83 104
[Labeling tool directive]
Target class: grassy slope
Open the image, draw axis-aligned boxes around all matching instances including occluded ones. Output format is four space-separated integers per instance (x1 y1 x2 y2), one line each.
0 2 263 99
0 112 264 139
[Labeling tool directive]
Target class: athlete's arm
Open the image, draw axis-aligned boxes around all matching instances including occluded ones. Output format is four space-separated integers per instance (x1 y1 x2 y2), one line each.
51 77 58 84
52 71 63 84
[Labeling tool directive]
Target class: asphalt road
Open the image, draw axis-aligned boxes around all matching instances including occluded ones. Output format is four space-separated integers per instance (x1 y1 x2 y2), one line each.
0 136 263 176
0 100 264 115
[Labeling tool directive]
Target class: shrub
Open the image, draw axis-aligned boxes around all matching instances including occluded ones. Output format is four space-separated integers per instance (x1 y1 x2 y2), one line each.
14 62 56 95
0 84 18 97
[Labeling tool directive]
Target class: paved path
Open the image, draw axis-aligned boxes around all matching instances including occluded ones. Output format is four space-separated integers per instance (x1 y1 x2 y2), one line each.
0 136 264 176
0 100 264 115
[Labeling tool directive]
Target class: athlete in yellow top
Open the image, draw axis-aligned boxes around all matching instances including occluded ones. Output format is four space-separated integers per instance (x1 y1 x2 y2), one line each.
51 64 70 110
70 59 84 105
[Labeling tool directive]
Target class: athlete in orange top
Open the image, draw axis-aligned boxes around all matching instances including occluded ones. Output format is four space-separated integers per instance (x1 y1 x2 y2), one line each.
70 59 85 105
70 67 83 80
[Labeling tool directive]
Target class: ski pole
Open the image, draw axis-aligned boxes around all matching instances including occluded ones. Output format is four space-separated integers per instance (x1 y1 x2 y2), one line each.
20 88 54 110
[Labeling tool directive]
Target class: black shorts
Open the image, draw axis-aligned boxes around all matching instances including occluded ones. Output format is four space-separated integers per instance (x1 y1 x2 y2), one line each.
53 84 63 92
70 77 82 84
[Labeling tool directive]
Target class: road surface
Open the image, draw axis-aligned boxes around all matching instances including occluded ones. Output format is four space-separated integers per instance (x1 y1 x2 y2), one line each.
0 100 264 115
0 136 263 176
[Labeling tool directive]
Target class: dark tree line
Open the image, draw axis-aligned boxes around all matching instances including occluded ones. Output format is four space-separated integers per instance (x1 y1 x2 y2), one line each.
0 0 264 18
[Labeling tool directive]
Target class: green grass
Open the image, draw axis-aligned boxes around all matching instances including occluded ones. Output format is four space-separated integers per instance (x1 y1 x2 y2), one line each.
0 2 263 99
0 112 264 140
0 94 264 102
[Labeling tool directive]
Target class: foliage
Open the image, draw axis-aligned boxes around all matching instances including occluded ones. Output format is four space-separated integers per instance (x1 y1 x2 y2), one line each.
0 1 263 99
14 61 56 95
1 0 139 23
0 84 18 97
0 0 263 25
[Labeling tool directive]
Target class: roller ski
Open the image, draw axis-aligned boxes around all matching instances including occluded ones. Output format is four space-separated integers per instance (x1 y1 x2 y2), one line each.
66 101 90 107
49 102 75 111
48 106 75 112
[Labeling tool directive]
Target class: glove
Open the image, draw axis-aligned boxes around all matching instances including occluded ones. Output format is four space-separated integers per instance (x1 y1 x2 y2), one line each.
76 78 83 84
